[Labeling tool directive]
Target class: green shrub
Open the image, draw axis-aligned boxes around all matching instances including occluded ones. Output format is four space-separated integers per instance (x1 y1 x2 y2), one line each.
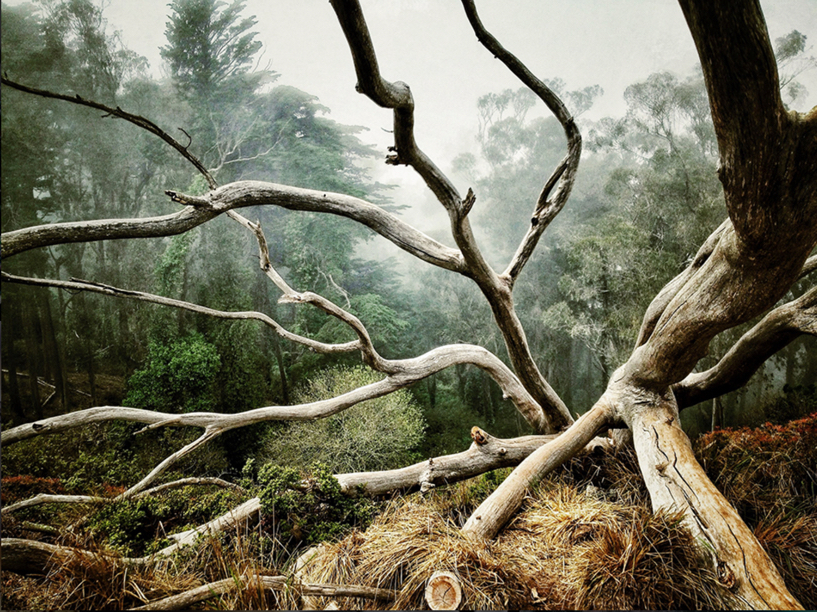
124 333 221 413
256 462 376 544
88 485 245 556
258 366 425 472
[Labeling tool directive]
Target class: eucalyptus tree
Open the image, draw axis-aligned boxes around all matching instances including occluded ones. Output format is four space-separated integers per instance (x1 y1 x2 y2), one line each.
2 0 816 608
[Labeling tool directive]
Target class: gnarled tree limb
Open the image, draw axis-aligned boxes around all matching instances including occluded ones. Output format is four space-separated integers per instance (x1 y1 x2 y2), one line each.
675 285 817 408
327 0 461 212
460 0 582 286
461 400 615 539
635 218 731 347
328 0 572 432
2 341 546 449
2 181 464 271
1 478 244 516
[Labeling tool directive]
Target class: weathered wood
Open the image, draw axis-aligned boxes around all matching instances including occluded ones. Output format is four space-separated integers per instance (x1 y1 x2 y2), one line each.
329 0 573 432
128 575 395 610
1 538 148 575
426 571 463 610
675 286 817 408
622 389 802 610
461 403 614 539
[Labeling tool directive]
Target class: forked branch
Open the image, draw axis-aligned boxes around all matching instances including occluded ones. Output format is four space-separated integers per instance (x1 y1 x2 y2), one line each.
460 0 583 284
328 0 462 212
635 218 731 347
675 285 817 408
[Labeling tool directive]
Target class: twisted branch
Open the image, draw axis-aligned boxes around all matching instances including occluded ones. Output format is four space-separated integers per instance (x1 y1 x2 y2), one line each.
460 0 582 285
675 285 817 408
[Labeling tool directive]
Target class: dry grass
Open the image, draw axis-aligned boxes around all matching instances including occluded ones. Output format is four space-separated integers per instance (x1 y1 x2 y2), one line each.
1 523 298 611
695 413 817 607
5 415 815 610
298 480 734 610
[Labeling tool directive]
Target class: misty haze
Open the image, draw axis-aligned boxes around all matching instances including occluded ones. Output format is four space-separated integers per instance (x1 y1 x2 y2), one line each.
2 1 816 610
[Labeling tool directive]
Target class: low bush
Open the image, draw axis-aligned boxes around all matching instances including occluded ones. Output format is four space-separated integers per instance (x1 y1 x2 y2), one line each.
87 485 246 556
255 461 378 545
258 367 425 473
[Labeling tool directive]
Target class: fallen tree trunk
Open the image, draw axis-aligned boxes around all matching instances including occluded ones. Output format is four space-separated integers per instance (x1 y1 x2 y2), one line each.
1 538 149 575
128 575 396 611
461 402 614 539
336 426 606 496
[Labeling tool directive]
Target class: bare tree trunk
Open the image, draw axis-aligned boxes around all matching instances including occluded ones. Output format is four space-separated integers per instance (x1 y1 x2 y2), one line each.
20 304 43 419
3 305 27 425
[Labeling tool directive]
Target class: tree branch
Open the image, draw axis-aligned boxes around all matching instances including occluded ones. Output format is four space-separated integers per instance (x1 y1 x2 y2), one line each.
1 478 244 517
2 181 465 272
675 285 817 408
337 426 611 496
460 0 583 285
225 209 388 370
635 218 730 347
677 0 816 251
329 0 510 302
461 399 615 539
799 253 817 280
327 0 462 213
2 272 361 356
2 340 545 447
1 538 150 575
0 76 217 190
621 389 802 610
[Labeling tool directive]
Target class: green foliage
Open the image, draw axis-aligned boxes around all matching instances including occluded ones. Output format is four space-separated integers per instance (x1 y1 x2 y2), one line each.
88 485 244 555
258 366 425 472
155 231 196 297
256 462 376 544
161 0 264 102
774 30 817 106
124 334 221 413
1 423 229 494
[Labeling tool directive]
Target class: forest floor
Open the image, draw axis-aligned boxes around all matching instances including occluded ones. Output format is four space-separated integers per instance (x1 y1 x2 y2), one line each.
2 412 815 610
2 370 126 421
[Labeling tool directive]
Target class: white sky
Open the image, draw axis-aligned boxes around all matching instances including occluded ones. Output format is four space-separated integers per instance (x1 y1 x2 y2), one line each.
5 1 817 238
100 0 817 160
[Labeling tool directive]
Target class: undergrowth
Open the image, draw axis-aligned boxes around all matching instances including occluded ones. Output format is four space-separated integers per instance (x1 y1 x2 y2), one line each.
3 413 815 609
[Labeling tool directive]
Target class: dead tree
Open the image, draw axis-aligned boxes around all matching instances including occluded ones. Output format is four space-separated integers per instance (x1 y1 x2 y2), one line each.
2 0 815 609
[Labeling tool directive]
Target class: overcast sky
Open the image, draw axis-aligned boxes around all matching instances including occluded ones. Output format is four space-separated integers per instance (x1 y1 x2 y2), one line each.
5 0 817 238
101 0 817 157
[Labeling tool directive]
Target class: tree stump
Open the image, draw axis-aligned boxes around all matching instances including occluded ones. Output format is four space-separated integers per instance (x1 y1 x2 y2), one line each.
425 571 462 610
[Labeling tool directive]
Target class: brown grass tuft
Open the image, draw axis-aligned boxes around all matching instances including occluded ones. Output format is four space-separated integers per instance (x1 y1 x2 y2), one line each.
298 481 734 610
